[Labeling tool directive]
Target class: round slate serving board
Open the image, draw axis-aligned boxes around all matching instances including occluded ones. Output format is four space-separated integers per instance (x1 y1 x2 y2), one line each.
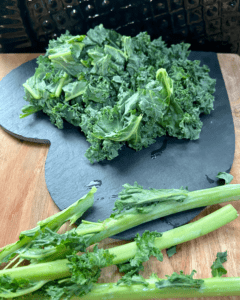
0 51 235 240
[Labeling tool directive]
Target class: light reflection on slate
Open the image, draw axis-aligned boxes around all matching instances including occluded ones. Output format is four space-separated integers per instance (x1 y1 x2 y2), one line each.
0 51 235 240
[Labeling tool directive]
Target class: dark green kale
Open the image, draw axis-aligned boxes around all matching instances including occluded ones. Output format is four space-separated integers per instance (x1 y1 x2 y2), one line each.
18 228 89 263
216 172 234 185
43 245 115 300
166 245 177 258
20 24 216 163
117 231 163 285
211 251 228 277
155 270 204 289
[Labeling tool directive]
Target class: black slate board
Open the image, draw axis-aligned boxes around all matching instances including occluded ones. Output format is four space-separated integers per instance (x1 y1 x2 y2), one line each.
0 51 235 240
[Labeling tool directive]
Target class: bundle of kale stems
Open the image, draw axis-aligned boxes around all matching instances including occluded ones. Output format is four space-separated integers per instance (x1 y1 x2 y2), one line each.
0 172 240 299
20 24 216 163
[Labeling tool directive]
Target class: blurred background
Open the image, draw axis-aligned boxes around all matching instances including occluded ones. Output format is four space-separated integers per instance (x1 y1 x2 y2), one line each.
0 0 239 54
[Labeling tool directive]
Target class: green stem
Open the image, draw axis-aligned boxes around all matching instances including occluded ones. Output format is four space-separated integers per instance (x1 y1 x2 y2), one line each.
13 277 240 300
0 280 49 299
110 204 237 264
0 205 236 283
55 72 68 97
48 51 72 60
22 83 41 99
82 184 240 246
3 254 20 270
36 184 240 263
70 277 240 300
0 187 96 264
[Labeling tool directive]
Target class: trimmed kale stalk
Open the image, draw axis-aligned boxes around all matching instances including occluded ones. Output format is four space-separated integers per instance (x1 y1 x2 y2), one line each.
0 187 97 265
78 182 240 247
10 250 240 300
27 182 240 263
0 204 237 298
20 275 240 300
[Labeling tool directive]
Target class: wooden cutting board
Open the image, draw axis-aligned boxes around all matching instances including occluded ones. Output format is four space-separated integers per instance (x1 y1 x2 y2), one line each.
0 53 240 300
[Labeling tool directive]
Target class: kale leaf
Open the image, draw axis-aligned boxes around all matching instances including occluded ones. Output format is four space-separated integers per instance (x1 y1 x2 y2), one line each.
216 172 234 185
156 270 204 289
211 251 228 277
21 24 216 163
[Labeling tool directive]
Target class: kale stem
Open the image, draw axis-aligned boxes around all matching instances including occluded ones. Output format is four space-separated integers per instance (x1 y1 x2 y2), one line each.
3 254 20 270
0 188 96 264
72 277 240 299
48 51 72 60
12 257 25 268
40 184 240 263
12 277 240 300
22 83 41 99
84 184 240 246
0 205 236 284
110 204 237 264
55 72 68 97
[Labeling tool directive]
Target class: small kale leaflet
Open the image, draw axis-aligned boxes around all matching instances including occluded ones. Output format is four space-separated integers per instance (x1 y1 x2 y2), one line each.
211 251 228 277
20 24 216 163
156 270 204 289
216 172 234 185
117 231 163 285
166 245 177 258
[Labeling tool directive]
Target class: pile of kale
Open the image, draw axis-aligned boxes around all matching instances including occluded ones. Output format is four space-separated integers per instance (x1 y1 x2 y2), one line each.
21 24 216 163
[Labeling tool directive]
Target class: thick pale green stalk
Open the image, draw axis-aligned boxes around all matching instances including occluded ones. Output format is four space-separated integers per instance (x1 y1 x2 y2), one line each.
67 277 240 300
13 277 240 300
109 204 238 264
80 184 240 246
0 187 96 263
0 205 237 284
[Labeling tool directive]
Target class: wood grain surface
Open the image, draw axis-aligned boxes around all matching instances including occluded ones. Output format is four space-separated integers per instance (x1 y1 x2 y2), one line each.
0 53 240 300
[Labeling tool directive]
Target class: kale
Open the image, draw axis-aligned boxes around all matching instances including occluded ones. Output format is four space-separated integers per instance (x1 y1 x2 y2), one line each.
216 172 234 185
20 24 216 163
211 251 228 277
155 270 204 289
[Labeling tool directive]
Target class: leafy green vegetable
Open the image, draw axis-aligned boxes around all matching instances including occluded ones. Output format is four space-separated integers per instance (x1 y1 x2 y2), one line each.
20 24 216 163
18 228 88 263
166 245 177 258
112 182 188 215
0 187 96 264
10 253 240 300
156 270 204 289
211 251 228 277
42 245 115 300
216 172 234 185
117 231 163 284
0 204 237 299
0 275 48 299
34 183 240 264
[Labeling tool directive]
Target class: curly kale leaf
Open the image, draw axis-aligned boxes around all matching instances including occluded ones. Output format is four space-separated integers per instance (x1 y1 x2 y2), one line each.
211 251 228 277
21 24 216 163
156 270 204 289
216 172 234 185
112 182 189 215
117 231 163 285
18 228 89 263
43 245 115 300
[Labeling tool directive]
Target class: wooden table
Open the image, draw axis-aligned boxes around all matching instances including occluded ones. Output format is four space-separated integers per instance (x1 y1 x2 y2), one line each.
0 53 240 300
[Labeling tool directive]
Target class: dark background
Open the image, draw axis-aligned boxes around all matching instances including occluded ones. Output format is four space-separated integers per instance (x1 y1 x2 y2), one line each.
0 0 240 54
